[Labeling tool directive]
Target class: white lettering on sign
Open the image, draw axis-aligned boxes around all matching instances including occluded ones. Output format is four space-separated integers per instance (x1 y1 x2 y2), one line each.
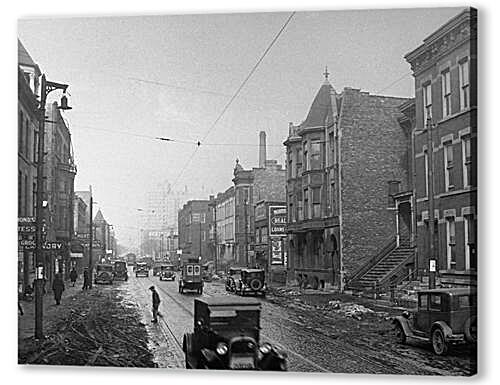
18 217 36 223
269 206 287 236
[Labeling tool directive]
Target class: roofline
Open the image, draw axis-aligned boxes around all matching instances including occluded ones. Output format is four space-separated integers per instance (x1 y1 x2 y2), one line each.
405 8 473 62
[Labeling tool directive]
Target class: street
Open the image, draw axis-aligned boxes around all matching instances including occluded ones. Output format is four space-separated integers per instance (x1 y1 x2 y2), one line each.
116 269 476 375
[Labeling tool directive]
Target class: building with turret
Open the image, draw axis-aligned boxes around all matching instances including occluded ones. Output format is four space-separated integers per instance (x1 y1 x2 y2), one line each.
285 69 411 290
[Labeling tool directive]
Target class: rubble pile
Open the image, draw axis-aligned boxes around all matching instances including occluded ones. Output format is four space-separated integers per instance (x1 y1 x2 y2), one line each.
318 300 375 320
19 291 155 367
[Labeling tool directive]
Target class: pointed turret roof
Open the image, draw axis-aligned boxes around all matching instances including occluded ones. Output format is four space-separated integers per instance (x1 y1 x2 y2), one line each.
94 209 106 223
300 69 338 129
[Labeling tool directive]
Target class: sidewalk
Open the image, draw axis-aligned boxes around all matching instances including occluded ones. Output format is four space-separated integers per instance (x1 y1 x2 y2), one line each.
18 279 82 341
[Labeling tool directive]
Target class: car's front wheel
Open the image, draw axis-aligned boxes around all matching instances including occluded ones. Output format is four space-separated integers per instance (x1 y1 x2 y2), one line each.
431 328 448 355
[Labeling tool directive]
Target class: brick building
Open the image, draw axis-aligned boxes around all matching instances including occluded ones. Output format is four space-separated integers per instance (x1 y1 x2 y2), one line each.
18 40 41 294
178 200 213 263
211 186 236 268
232 131 286 267
285 72 411 290
45 101 77 280
405 8 477 286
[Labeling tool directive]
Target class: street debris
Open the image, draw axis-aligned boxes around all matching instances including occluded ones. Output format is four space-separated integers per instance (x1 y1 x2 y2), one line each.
317 300 375 320
18 290 155 367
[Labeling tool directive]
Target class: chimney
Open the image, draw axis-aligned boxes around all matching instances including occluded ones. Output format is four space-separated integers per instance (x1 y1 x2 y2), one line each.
259 131 267 168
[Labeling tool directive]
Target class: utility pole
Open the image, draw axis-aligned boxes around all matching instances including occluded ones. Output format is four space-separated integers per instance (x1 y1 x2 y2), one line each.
199 221 202 261
426 117 436 289
34 74 70 339
88 185 93 289
244 199 248 267
214 202 218 274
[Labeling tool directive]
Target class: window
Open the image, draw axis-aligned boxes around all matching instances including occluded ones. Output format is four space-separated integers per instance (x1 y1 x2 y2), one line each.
303 141 308 171
429 294 442 311
261 226 268 244
442 69 451 118
24 174 28 216
424 150 429 197
418 294 428 310
303 189 309 219
296 148 303 175
289 201 295 223
297 198 303 221
32 182 37 215
464 214 476 270
459 59 470 110
288 151 294 178
18 171 22 216
458 295 471 309
444 142 454 190
310 140 322 170
312 187 321 218
19 110 24 154
33 130 38 163
462 136 472 187
446 217 456 269
423 83 432 124
25 118 30 157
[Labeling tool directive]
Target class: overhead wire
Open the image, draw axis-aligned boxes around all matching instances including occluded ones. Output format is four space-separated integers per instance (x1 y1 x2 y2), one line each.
170 11 296 187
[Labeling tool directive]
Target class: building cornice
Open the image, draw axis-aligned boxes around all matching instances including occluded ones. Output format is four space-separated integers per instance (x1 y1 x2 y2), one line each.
405 8 476 76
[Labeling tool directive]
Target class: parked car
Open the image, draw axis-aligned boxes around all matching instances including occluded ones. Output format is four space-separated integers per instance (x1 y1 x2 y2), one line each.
392 287 477 355
225 267 242 292
179 262 203 294
235 269 266 297
113 260 128 281
135 262 149 277
182 296 287 370
94 264 114 285
159 264 176 281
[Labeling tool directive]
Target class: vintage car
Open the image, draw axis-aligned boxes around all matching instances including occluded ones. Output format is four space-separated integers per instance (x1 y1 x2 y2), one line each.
179 263 203 294
159 264 176 281
235 269 266 297
94 264 114 284
225 267 242 292
135 262 149 277
113 260 128 281
183 297 287 370
392 287 477 355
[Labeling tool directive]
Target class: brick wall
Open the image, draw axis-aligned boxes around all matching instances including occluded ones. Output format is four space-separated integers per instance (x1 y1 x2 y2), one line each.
339 89 410 277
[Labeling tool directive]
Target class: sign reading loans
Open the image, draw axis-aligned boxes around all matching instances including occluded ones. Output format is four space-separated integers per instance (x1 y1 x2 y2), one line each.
269 206 286 236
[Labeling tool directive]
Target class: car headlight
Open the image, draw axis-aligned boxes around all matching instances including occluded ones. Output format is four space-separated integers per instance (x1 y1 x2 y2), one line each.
259 343 272 354
216 342 228 355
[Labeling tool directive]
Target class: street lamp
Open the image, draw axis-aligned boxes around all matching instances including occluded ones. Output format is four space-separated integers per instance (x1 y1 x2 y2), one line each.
34 74 71 340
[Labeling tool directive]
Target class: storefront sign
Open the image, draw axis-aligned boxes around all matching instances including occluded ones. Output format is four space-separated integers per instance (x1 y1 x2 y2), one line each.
19 238 36 250
269 206 287 236
270 237 284 265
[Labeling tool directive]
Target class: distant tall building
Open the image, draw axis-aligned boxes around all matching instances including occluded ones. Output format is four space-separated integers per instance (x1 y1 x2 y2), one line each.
142 181 199 233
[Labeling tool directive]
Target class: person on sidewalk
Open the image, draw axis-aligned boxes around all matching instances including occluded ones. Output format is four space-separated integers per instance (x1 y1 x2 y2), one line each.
69 268 78 287
149 286 161 323
52 273 65 305
82 268 91 290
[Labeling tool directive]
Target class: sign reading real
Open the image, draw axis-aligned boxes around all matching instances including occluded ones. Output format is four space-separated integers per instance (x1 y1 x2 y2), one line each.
269 206 287 236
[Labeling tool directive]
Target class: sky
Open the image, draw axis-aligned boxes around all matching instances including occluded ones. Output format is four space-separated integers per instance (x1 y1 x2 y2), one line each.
18 7 464 248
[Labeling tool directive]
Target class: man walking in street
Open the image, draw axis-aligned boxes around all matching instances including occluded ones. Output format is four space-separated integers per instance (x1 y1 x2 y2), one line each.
69 267 78 287
82 268 90 290
149 286 160 323
52 273 65 305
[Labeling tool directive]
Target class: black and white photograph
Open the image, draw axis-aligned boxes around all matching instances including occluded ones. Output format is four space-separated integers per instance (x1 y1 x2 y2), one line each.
15 4 478 377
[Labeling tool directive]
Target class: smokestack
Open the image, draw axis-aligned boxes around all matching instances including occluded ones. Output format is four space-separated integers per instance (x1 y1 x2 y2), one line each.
259 131 267 168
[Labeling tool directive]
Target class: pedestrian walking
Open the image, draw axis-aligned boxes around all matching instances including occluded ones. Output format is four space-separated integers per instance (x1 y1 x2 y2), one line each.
69 268 78 287
52 273 65 305
149 286 161 323
82 268 91 290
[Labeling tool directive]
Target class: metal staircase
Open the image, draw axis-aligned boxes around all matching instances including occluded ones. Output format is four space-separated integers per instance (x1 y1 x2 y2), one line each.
348 237 415 292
